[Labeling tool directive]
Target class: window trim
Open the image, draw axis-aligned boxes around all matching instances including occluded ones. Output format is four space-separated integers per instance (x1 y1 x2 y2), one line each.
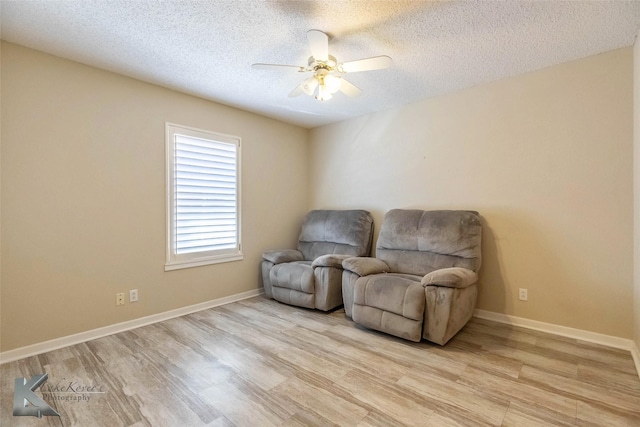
165 122 242 271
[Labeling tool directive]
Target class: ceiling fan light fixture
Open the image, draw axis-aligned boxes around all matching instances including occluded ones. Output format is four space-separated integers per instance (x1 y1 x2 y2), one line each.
312 70 341 101
324 74 342 94
315 83 333 101
302 77 318 96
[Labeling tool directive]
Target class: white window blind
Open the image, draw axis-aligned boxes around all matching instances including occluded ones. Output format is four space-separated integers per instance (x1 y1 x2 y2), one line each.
166 123 242 270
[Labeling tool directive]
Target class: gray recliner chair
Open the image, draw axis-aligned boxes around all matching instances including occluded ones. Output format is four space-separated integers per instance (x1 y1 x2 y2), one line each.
342 209 482 344
262 210 374 311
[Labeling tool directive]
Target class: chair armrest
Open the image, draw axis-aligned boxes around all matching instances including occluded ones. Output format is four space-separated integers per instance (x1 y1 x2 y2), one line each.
421 267 478 289
312 254 351 268
342 257 390 276
262 249 304 264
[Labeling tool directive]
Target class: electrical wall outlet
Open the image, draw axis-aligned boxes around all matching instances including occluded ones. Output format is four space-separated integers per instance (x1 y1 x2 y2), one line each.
129 289 138 303
116 292 125 306
518 288 528 301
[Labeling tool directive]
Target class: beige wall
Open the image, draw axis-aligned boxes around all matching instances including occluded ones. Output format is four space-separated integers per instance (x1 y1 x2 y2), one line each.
0 42 310 351
0 41 3 351
310 48 634 338
634 35 640 349
1 40 635 352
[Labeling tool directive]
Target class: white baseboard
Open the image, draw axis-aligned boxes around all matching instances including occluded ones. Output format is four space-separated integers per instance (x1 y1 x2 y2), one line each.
474 309 640 379
0 288 264 365
2 296 638 380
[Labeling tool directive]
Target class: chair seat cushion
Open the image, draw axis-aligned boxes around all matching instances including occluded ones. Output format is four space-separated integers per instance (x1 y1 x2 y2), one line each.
270 261 314 293
353 273 424 321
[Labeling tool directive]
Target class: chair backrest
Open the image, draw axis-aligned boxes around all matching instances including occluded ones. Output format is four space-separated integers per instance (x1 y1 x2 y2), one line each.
376 209 482 276
297 210 374 260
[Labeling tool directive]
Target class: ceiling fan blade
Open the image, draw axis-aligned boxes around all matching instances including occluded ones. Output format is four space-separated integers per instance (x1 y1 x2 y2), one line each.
307 30 328 62
289 76 318 97
288 84 305 98
339 78 362 97
340 55 392 73
252 63 305 71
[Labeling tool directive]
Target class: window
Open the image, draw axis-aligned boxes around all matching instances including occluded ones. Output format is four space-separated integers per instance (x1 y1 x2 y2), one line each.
165 123 242 270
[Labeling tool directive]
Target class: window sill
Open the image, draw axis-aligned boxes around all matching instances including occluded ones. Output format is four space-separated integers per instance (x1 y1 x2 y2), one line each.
165 253 244 271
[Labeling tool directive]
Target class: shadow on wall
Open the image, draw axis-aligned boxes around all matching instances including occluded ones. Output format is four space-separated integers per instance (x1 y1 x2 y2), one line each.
368 209 386 256
477 215 507 314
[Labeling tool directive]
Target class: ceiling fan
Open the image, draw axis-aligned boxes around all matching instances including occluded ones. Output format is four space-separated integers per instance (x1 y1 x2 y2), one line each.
252 30 392 101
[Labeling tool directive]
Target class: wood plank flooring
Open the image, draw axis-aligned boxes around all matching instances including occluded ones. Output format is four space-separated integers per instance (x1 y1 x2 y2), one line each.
1 296 639 426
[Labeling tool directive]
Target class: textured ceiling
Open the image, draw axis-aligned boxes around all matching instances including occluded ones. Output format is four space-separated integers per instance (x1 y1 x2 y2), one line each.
2 1 640 128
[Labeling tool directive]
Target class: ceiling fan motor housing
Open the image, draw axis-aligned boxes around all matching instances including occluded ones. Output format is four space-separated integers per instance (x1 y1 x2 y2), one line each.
308 55 338 71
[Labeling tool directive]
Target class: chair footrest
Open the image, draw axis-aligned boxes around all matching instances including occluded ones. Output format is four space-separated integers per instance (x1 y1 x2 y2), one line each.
352 304 423 342
353 274 424 320
272 287 315 309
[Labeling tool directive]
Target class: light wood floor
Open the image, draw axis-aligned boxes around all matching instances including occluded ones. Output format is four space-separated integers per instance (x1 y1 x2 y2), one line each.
1 296 639 426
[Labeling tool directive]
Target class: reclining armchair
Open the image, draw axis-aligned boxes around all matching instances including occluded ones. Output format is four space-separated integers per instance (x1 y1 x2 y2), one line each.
342 209 482 344
262 210 374 311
